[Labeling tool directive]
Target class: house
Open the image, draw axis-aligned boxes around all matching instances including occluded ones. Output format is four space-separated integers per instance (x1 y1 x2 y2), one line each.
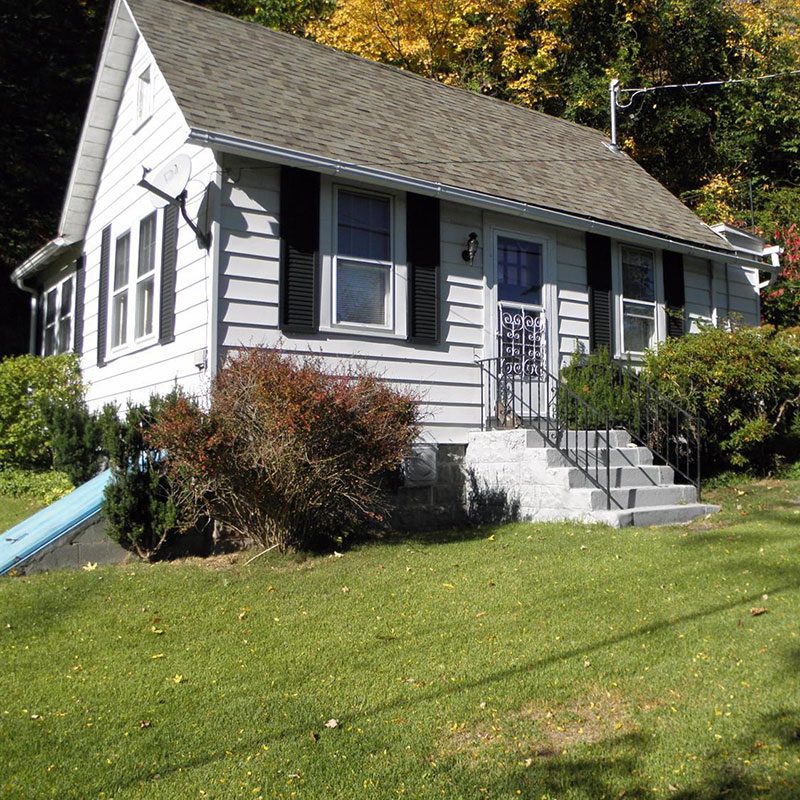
11 0 779 527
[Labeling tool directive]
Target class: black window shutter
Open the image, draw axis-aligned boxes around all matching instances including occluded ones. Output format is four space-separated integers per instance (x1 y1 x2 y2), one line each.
159 205 178 344
663 250 686 338
407 193 440 344
73 253 85 355
279 166 320 333
586 232 613 353
35 288 44 356
97 226 111 367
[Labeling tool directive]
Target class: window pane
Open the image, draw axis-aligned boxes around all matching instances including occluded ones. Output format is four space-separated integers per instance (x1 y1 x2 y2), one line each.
44 325 56 357
337 261 388 325
138 214 157 277
112 292 128 348
623 301 655 352
58 317 72 354
60 278 73 319
114 234 130 290
622 248 655 302
497 236 542 305
45 288 57 326
136 277 155 338
337 191 390 261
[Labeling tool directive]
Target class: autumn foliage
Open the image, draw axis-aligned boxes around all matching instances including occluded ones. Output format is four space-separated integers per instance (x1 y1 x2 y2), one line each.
150 348 420 551
762 224 800 329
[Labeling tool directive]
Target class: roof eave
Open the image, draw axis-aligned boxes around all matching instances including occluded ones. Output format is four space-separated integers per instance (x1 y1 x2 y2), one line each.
11 237 82 288
189 127 769 270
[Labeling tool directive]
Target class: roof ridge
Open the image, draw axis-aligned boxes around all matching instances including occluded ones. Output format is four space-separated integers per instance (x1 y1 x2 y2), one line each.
128 0 611 143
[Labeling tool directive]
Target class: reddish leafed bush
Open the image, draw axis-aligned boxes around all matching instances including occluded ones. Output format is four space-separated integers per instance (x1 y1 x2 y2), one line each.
150 348 420 551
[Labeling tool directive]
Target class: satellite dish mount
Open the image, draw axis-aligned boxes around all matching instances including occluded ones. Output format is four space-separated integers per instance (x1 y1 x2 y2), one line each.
138 156 211 250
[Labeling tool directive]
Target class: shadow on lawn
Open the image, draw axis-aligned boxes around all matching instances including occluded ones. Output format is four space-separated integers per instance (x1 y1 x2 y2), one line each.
102 580 800 797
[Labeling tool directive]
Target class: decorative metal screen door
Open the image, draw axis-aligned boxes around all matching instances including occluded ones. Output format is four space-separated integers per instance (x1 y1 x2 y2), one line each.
495 235 547 424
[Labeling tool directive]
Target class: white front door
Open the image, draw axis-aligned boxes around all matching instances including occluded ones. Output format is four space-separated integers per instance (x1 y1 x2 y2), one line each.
495 234 548 379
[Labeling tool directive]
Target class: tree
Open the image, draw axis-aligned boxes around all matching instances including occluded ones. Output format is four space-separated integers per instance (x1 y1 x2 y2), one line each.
0 0 109 356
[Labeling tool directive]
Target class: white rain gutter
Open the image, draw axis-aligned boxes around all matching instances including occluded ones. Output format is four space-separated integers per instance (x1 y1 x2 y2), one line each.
11 236 80 354
188 127 772 271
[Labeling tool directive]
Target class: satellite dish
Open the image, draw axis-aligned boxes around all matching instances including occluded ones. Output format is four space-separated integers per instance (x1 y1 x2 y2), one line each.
143 154 192 208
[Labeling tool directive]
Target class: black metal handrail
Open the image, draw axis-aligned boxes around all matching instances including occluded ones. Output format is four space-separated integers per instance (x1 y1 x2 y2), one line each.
476 357 618 510
577 360 702 498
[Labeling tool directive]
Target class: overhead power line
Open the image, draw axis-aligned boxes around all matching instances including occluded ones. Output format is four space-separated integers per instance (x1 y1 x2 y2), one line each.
616 68 800 109
609 68 800 149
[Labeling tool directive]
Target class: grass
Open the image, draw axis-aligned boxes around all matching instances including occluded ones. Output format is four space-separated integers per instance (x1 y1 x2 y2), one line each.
1 476 799 799
0 495 44 534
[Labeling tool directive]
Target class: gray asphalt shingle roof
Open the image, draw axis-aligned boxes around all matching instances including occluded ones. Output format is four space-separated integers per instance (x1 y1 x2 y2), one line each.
127 0 729 252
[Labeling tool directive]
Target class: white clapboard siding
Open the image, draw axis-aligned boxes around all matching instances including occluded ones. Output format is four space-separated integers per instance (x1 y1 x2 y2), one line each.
76 33 216 412
217 158 486 442
684 255 714 331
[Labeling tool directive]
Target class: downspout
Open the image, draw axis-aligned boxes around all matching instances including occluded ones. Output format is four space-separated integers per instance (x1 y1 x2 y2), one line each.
13 275 38 355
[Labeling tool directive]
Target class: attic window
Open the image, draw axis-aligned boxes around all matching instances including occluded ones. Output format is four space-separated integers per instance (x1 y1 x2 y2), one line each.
136 66 153 125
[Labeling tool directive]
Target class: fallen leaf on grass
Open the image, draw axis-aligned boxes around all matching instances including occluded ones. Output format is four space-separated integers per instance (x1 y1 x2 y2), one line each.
173 674 184 684
442 583 455 590
310 730 320 742
324 718 339 729
750 607 769 616
150 653 165 659
139 720 151 729
82 562 98 572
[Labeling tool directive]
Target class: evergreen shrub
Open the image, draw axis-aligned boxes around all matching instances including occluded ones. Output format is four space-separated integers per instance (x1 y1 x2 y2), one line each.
151 348 420 551
100 398 179 560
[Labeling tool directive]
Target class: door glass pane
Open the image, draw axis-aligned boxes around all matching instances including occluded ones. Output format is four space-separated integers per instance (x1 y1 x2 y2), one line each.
621 248 655 302
623 301 655 352
337 261 388 325
337 191 390 261
497 236 542 305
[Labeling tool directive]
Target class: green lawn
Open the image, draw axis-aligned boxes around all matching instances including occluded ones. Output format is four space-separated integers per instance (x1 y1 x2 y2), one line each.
0 495 44 534
1 477 799 799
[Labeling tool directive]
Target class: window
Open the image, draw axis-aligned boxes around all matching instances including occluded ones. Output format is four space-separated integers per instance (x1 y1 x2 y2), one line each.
334 189 392 328
497 236 543 305
42 275 75 356
135 213 157 338
107 213 160 355
620 246 656 353
111 232 130 349
136 67 152 124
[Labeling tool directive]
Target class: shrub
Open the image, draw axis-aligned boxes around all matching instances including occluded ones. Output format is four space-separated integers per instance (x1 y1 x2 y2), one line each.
45 399 102 485
99 399 179 560
0 467 73 504
0 354 84 469
151 348 420 551
641 325 800 473
558 347 638 430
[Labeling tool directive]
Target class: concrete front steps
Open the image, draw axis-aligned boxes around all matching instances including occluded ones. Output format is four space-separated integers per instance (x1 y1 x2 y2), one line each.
465 428 718 528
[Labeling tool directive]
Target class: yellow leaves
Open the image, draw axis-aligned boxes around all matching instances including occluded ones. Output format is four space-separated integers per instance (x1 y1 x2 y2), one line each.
81 562 98 572
173 674 185 684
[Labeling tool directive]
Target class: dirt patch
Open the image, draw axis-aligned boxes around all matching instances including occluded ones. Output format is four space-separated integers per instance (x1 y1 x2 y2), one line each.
445 690 638 764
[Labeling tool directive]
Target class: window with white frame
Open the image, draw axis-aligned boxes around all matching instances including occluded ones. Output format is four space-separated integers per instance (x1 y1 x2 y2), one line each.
620 246 657 354
42 275 75 356
135 213 157 339
136 66 153 125
111 232 130 349
334 188 392 328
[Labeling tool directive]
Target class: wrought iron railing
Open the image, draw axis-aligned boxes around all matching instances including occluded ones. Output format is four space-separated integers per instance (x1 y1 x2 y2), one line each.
476 357 616 510
476 355 702 502
598 360 702 497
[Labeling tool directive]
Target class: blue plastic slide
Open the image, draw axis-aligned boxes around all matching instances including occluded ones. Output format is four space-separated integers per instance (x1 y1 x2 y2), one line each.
0 470 112 575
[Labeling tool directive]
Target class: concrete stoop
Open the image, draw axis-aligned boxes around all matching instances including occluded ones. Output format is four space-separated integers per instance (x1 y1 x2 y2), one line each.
465 428 719 528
